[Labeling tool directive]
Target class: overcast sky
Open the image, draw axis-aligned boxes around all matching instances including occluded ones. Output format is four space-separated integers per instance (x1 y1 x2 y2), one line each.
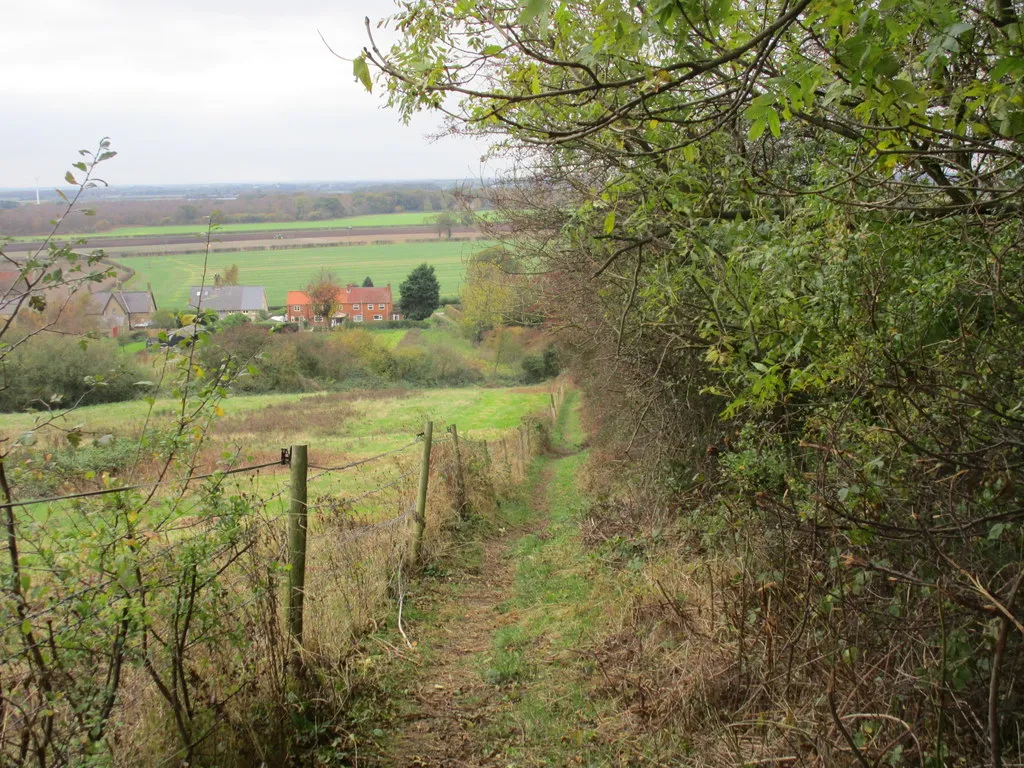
2 0 493 187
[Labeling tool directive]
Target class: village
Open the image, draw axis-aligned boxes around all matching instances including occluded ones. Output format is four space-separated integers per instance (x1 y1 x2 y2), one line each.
0 266 423 340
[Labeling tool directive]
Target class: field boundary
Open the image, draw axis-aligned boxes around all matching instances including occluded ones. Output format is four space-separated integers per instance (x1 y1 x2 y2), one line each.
0 385 564 765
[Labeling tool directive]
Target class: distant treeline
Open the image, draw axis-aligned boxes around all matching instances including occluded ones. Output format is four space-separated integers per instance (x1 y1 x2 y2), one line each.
0 188 492 236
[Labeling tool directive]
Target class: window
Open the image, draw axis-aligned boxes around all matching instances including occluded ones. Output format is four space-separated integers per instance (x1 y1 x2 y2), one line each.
292 304 302 312
392 314 400 321
353 303 360 310
367 304 375 310
354 314 363 322
313 315 323 323
373 314 383 321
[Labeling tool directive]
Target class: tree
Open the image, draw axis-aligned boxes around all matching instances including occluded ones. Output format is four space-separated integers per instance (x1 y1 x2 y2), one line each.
428 211 455 239
219 312 250 329
398 263 440 320
150 308 177 329
458 247 535 339
313 196 343 219
361 2 1024 764
222 264 239 285
362 276 374 288
306 267 341 325
176 204 199 224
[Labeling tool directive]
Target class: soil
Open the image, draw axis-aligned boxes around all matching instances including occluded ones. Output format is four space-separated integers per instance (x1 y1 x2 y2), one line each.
3 225 486 254
383 463 557 767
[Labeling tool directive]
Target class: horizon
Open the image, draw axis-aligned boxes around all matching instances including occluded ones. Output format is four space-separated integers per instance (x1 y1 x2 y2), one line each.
0 177 492 196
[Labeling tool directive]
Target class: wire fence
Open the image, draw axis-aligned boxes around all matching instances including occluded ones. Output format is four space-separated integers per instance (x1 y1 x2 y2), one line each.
0 385 565 767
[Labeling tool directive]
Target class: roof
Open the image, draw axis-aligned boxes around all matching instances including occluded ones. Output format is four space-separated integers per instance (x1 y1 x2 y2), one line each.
0 271 26 294
92 290 156 315
342 284 393 304
189 285 267 313
288 285 393 306
292 286 395 303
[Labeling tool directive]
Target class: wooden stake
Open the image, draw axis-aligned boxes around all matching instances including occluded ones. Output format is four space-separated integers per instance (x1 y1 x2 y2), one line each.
287 444 308 656
449 424 468 519
411 422 433 565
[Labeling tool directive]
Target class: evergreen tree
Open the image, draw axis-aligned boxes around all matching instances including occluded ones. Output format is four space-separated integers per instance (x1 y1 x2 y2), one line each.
362 276 374 287
398 263 440 320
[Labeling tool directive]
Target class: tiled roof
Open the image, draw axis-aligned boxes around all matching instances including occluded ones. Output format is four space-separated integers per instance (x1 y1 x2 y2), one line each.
288 285 394 306
342 284 393 304
189 285 267 312
93 290 156 315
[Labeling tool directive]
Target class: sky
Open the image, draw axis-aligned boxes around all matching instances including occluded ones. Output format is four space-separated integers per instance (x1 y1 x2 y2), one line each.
2 0 494 187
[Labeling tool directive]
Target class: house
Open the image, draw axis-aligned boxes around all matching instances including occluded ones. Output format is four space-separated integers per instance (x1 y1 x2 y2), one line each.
90 289 157 334
286 284 402 326
189 285 268 319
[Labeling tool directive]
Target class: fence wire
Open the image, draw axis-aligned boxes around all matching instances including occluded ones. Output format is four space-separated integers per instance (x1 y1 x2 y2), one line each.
0 389 563 767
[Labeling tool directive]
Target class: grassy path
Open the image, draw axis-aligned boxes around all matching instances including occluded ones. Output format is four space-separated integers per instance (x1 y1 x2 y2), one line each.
339 396 660 767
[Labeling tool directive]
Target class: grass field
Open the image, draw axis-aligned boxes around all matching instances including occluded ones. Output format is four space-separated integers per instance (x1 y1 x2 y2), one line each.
8 211 504 241
2 386 551 509
0 386 550 458
103 212 440 237
118 240 490 309
365 329 409 349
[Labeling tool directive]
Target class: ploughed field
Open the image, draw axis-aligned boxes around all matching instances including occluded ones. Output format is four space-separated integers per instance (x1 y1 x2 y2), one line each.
2 224 481 253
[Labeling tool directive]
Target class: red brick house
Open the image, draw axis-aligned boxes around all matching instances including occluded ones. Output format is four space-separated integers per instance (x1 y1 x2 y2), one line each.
286 284 402 326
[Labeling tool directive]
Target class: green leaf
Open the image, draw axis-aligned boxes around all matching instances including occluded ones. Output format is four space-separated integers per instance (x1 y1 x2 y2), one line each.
481 44 504 56
353 55 372 93
603 211 616 234
21 619 31 636
767 108 781 137
518 0 551 24
748 116 767 141
64 171 77 185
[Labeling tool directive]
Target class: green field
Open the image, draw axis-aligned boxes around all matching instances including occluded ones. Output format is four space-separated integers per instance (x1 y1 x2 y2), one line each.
7 211 506 241
103 212 441 237
0 386 550 460
365 329 409 349
118 240 489 309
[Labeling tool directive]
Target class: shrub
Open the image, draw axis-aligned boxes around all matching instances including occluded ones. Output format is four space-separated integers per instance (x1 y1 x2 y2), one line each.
0 335 149 412
520 344 559 383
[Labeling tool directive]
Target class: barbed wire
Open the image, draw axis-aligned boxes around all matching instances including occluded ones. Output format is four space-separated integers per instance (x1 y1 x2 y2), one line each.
307 438 420 473
0 458 287 510
307 469 417 514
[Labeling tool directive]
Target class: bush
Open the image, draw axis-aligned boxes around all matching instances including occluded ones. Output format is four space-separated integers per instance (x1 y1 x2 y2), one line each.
0 335 150 412
520 344 559 383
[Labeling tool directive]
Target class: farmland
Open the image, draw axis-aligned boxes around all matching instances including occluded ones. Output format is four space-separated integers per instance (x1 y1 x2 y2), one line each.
6 210 503 241
118 240 490 309
103 211 440 237
0 385 552 503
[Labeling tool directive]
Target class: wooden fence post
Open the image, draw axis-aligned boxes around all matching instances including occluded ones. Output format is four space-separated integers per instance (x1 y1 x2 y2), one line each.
287 444 308 658
449 424 468 519
411 421 433 565
502 436 510 474
550 392 557 423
